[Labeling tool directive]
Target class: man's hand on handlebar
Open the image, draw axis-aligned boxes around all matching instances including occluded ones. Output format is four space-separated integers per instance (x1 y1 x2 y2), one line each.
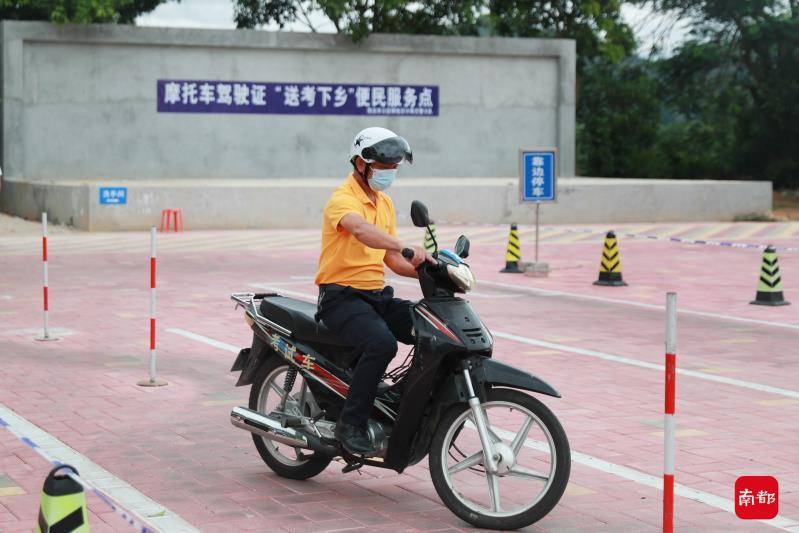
401 246 437 268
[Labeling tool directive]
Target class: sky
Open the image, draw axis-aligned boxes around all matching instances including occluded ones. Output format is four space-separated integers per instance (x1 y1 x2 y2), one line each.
135 1 691 56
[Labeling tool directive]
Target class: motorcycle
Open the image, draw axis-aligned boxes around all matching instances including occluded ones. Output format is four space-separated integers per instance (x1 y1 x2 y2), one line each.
229 201 570 530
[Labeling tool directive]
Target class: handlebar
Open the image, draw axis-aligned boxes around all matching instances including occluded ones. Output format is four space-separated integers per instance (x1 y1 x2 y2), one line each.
401 248 414 260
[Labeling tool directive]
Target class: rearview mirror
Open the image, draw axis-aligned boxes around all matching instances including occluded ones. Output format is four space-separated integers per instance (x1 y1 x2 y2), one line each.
410 200 431 228
454 235 470 259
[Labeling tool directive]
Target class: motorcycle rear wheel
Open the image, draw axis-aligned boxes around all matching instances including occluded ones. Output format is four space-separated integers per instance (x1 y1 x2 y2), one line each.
429 388 570 530
249 358 332 480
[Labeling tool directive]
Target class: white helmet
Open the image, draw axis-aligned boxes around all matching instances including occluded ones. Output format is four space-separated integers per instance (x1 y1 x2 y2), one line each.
349 127 413 165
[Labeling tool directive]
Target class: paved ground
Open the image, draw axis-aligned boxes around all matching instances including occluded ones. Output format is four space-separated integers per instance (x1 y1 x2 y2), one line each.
1 221 798 532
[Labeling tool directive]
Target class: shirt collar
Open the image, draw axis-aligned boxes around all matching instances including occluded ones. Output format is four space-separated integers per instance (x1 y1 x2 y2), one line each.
347 172 377 205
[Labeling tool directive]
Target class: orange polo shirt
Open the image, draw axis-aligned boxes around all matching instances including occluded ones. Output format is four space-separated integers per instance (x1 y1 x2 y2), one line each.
315 173 396 290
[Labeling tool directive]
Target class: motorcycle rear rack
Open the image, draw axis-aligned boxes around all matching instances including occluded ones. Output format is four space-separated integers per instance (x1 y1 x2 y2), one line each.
230 292 293 337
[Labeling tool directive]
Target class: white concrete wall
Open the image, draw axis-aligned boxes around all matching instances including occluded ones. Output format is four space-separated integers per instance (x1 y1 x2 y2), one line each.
0 21 576 187
1 177 772 230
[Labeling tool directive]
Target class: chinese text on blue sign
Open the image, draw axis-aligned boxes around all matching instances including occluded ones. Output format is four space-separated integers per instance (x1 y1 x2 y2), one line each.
521 151 556 202
157 80 438 116
99 187 127 205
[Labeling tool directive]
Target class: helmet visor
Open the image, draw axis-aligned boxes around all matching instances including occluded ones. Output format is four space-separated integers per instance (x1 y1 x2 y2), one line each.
361 136 413 165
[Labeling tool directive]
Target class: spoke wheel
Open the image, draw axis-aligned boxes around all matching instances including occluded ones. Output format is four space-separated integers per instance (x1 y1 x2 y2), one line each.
248 358 331 480
429 388 570 530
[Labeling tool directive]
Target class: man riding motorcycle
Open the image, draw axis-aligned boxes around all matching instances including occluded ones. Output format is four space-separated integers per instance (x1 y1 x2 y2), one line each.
314 126 435 455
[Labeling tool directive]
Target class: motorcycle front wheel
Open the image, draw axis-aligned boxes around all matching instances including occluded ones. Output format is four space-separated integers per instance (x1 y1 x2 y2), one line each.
429 388 570 530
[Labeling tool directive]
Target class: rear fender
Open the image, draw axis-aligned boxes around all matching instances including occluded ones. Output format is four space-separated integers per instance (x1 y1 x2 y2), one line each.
232 334 277 387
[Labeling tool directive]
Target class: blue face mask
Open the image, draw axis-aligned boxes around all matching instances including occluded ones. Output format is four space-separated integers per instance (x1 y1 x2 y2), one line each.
368 168 396 192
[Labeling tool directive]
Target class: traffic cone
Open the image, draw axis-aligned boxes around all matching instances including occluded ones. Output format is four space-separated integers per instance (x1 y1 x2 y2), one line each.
423 223 437 253
750 245 790 306
36 465 90 533
500 223 524 273
594 231 628 286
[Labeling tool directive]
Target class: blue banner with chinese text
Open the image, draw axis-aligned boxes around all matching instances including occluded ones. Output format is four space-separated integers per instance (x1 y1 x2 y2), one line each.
157 80 438 117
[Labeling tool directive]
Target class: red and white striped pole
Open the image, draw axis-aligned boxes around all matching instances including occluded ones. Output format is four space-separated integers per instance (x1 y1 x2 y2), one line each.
36 212 57 341
138 227 166 386
663 292 677 532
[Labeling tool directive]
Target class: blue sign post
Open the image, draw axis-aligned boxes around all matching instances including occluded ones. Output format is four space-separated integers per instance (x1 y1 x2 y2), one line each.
519 148 558 272
521 151 556 202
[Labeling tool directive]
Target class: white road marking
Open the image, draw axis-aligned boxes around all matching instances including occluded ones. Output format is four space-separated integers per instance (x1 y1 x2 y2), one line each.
488 425 799 531
478 279 799 331
167 328 238 353
0 403 198 532
492 330 799 399
0 295 13 300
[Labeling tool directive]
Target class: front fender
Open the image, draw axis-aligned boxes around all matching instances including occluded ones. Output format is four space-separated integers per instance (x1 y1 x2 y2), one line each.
482 358 561 398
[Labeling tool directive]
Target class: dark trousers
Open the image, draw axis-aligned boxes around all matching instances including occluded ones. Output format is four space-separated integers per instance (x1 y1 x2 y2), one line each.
316 284 414 427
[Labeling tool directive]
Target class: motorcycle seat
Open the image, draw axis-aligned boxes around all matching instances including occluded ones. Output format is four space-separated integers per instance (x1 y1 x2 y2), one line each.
259 295 350 347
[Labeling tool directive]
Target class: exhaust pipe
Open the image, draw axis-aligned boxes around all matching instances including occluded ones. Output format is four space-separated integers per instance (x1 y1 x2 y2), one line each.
231 406 338 456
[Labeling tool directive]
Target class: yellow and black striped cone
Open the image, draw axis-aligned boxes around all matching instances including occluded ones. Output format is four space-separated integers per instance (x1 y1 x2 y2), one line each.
594 231 628 286
36 465 90 533
751 245 790 306
423 223 437 253
500 223 524 273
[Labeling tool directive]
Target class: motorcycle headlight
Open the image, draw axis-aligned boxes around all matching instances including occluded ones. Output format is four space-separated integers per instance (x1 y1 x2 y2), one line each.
447 263 476 292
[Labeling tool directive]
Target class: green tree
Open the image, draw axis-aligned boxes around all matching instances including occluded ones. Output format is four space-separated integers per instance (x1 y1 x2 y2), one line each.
233 0 483 41
641 0 799 186
577 58 662 177
1 0 167 24
233 0 635 60
486 0 636 67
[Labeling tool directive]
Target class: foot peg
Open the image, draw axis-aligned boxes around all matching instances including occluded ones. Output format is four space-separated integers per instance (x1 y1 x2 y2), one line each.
279 414 305 428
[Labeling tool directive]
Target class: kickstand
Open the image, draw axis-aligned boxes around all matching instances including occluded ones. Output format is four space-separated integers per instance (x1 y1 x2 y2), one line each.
341 458 365 474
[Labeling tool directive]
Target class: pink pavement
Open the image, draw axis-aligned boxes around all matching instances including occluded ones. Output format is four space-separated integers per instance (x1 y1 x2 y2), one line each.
1 223 797 532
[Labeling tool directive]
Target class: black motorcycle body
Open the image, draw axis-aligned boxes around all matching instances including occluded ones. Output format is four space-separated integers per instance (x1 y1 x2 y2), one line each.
229 200 570 530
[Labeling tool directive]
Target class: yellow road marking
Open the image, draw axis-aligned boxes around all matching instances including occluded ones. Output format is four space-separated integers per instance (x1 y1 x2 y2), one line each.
169 232 311 252
623 224 661 235
564 483 596 496
756 398 799 406
691 224 733 240
696 366 742 374
456 226 523 245
0 487 26 496
550 231 600 243
771 223 799 239
727 224 767 240
651 225 695 238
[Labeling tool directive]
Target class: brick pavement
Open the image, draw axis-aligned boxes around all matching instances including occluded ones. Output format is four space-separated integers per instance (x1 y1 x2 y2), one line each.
1 223 797 531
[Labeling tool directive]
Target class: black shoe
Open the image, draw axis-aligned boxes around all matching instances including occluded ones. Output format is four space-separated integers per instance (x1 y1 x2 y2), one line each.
335 421 375 456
